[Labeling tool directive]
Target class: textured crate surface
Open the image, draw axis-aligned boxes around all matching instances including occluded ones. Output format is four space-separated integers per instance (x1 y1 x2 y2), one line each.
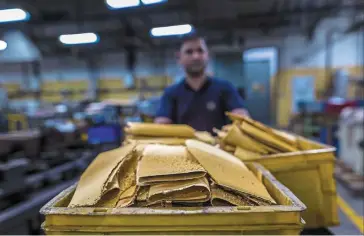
247 137 339 229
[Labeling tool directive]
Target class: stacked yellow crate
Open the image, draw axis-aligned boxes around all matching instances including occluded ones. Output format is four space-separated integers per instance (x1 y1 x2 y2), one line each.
215 112 338 229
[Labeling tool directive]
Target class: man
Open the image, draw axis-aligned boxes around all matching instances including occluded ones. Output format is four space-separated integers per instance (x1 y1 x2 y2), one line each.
154 34 249 133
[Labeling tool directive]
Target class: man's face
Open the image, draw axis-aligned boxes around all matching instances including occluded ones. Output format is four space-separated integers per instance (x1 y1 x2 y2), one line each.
178 38 209 78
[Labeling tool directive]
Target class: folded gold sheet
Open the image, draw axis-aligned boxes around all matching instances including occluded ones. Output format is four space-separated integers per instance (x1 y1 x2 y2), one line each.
246 195 272 206
234 147 261 161
115 151 140 207
194 131 216 145
210 183 254 206
137 145 206 185
116 185 138 207
136 186 149 201
240 122 298 153
226 112 297 146
221 125 269 154
135 187 177 207
221 144 236 153
96 149 139 208
186 140 276 204
134 201 171 208
125 122 195 138
102 161 123 194
125 137 187 145
68 144 135 207
272 129 298 147
148 177 210 203
125 135 154 140
135 184 209 207
222 124 232 132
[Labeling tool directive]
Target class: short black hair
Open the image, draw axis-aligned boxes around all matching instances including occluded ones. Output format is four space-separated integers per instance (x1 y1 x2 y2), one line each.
179 32 206 49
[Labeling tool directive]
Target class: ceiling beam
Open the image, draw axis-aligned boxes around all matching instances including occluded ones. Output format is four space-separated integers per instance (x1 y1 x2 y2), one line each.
305 0 345 41
345 13 364 33
3 1 363 30
237 3 364 19
4 0 187 26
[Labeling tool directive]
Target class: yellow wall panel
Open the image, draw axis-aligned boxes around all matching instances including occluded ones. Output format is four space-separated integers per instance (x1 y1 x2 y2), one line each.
99 91 139 101
147 76 168 87
71 93 86 101
136 76 170 88
3 83 21 93
16 94 37 100
167 76 174 86
41 80 88 102
276 65 363 127
41 94 86 103
347 66 363 77
99 79 125 89
143 91 163 99
276 68 330 127
347 66 363 98
41 82 59 91
41 95 62 103
41 80 88 92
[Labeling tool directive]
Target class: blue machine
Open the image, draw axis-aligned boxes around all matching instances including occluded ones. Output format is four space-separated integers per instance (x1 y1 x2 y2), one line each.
87 124 121 145
86 104 123 145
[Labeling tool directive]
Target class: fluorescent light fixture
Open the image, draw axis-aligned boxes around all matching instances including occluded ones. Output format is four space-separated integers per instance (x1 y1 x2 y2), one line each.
151 24 193 37
0 8 29 23
59 33 99 45
141 0 166 5
0 40 7 50
106 0 140 9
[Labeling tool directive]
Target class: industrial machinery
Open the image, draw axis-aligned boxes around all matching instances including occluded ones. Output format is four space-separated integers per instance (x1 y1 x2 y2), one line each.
0 101 121 234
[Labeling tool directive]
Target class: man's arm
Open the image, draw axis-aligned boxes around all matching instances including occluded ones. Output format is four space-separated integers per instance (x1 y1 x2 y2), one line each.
231 108 250 117
224 81 250 117
154 117 172 124
154 88 174 124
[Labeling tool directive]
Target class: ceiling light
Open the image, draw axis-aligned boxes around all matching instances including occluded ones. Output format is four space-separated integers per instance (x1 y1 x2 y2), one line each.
59 33 99 45
141 0 166 5
106 0 140 9
0 8 29 23
0 40 7 50
151 24 193 37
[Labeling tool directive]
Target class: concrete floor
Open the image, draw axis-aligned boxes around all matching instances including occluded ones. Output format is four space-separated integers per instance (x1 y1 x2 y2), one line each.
329 182 363 235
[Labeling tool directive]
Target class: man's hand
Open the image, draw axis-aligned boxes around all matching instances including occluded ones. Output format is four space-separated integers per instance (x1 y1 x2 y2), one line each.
231 108 250 118
154 117 172 124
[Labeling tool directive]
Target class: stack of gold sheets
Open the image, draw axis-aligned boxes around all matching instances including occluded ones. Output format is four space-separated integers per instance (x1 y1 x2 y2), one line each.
69 140 276 208
124 122 216 145
214 112 299 161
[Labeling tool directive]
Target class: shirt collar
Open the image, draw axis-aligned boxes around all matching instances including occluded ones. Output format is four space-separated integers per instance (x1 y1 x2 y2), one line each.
183 76 212 92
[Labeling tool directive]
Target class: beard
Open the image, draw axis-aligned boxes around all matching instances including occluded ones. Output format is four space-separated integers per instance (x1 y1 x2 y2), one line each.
185 63 206 78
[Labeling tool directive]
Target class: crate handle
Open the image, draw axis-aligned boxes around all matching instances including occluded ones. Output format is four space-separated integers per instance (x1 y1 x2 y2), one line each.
93 208 109 213
236 206 251 211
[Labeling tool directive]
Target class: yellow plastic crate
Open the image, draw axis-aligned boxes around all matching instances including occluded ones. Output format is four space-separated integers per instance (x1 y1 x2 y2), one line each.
40 163 306 235
247 136 339 229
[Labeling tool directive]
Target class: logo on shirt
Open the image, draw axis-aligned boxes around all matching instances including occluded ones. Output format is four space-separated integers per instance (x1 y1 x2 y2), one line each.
206 101 216 111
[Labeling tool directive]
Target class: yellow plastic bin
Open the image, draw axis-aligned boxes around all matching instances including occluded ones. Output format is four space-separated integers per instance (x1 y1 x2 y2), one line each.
41 163 306 235
247 136 339 229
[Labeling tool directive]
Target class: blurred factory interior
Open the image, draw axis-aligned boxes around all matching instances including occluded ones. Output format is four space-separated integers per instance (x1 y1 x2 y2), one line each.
0 0 363 235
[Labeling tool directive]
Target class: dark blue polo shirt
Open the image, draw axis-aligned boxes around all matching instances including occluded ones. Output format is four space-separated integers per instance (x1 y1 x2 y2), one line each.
156 77 244 133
